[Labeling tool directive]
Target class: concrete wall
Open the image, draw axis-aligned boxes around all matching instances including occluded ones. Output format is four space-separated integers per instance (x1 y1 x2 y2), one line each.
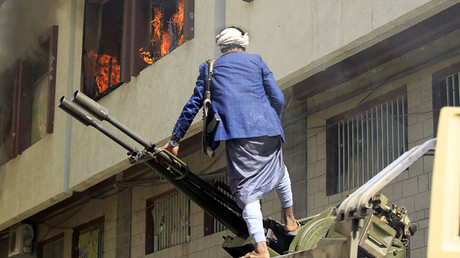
0 0 75 230
33 191 118 258
296 27 460 257
225 0 457 90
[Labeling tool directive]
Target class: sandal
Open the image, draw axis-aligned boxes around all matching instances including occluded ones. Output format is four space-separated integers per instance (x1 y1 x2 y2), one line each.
283 220 301 236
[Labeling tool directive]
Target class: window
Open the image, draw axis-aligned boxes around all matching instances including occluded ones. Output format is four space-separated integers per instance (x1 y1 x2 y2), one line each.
146 190 190 254
432 62 460 135
81 0 194 100
326 87 408 195
72 217 104 258
38 233 64 258
10 26 58 158
204 173 234 236
139 0 186 64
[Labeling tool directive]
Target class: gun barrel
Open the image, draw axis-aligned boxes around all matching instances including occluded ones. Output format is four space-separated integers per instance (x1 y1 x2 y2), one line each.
72 91 151 148
58 97 137 153
58 93 248 238
72 90 109 120
58 97 95 126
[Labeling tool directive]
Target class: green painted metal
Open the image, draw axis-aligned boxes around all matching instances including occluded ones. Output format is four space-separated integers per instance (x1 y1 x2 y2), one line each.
290 207 336 252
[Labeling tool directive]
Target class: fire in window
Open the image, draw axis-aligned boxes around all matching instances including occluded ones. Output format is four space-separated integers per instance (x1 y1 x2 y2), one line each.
82 0 123 100
81 0 193 100
139 0 185 64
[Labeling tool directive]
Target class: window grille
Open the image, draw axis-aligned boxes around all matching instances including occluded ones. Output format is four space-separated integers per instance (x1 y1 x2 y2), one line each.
77 223 104 258
444 72 460 107
208 175 234 234
335 95 408 193
152 191 190 252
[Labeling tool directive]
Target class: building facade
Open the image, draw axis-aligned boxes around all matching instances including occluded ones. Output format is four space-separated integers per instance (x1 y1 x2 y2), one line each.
0 0 459 257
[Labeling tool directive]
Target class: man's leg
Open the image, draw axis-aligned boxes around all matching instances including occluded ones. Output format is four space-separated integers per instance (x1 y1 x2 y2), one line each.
242 201 270 258
276 168 298 231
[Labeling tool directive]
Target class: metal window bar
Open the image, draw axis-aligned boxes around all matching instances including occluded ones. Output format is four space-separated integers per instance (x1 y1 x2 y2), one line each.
445 73 460 107
212 175 233 233
77 223 104 258
337 96 408 193
153 191 190 252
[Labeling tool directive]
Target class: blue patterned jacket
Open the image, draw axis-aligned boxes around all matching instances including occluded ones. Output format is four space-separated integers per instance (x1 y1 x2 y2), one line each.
172 52 285 142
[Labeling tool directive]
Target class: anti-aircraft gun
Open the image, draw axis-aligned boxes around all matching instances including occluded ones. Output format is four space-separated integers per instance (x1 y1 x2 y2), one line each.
58 91 433 257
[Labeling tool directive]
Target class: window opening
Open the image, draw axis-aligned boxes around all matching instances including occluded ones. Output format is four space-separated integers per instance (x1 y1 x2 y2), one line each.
443 72 460 107
146 190 190 253
82 0 123 100
73 220 104 258
139 0 185 64
8 26 57 159
327 88 408 194
30 45 50 145
204 174 235 236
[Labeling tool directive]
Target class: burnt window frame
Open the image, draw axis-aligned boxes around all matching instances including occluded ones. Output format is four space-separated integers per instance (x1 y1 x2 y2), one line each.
10 25 58 158
37 233 64 258
71 216 105 258
432 62 460 136
81 0 195 100
326 86 408 195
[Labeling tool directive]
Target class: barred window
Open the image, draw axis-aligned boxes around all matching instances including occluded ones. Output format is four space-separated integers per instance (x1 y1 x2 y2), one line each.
326 87 408 195
146 190 190 253
442 72 460 107
204 173 235 236
433 66 460 135
72 217 104 258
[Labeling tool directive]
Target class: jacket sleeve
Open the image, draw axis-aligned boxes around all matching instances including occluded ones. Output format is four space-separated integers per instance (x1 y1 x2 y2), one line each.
172 63 207 138
260 56 284 117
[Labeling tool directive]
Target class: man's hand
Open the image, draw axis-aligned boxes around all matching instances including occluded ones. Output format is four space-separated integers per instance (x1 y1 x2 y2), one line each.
161 141 179 157
155 137 180 163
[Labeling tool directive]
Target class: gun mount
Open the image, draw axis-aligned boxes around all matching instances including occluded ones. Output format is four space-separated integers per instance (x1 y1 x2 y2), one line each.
58 91 433 257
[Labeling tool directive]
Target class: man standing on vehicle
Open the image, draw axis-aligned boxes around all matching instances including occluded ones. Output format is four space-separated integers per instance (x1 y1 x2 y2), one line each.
162 27 299 258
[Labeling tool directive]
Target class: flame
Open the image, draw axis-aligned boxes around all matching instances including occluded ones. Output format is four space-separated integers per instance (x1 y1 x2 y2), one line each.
89 50 120 93
173 0 184 46
139 48 154 64
139 0 184 64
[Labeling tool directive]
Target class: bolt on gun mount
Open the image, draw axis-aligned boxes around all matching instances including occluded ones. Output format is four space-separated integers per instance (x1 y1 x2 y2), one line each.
58 91 293 257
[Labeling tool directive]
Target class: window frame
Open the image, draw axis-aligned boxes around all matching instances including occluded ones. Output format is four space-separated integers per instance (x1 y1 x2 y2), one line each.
432 62 460 136
326 86 408 195
82 0 195 100
72 216 105 258
145 189 190 254
10 25 58 157
203 171 233 237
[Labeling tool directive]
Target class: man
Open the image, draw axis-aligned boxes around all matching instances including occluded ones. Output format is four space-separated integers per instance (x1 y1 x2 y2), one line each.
162 27 299 258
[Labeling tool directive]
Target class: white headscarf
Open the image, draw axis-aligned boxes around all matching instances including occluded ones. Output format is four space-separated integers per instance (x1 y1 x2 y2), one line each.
216 28 249 49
